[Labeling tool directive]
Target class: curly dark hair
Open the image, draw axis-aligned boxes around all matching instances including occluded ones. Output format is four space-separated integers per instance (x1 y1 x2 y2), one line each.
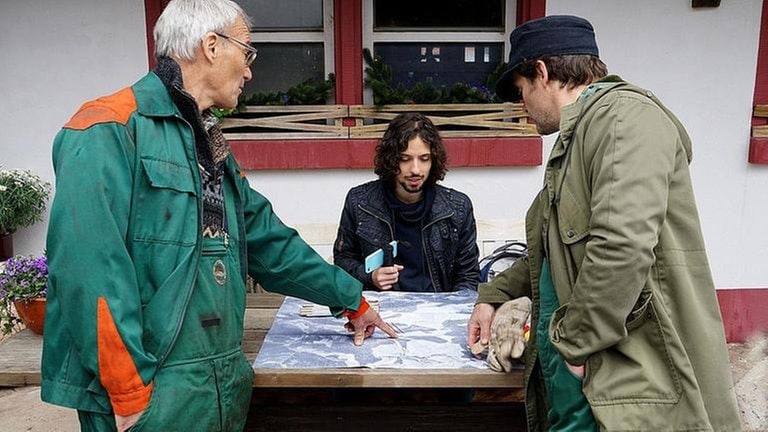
374 112 447 186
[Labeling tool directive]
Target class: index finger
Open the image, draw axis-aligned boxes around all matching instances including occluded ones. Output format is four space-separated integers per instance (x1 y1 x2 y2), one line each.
467 323 480 347
376 319 399 339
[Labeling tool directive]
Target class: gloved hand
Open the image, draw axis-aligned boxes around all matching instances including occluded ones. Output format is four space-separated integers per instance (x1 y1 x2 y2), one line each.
487 296 532 373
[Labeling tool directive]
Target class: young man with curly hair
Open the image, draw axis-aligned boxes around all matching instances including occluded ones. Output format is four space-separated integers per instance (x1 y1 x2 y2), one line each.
334 112 480 292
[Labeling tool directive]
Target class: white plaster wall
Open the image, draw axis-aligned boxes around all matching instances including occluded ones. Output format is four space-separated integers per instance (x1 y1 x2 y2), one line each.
0 0 148 256
545 0 766 287
1 0 764 288
252 0 766 288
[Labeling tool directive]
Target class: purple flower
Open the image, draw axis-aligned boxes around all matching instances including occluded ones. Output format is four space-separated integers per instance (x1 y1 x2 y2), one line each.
0 255 47 301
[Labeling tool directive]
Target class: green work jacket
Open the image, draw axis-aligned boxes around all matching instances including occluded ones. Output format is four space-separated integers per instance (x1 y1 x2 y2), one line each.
478 76 742 431
41 72 363 415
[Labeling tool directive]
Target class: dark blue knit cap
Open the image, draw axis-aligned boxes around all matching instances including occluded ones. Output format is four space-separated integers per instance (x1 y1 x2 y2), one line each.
495 15 599 102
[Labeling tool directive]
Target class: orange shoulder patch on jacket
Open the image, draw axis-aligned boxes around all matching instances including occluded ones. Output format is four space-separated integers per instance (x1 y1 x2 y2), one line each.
97 297 153 416
64 87 138 130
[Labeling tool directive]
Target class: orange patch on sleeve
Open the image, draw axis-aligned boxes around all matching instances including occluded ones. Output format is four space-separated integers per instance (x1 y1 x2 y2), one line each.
65 87 138 130
97 297 153 416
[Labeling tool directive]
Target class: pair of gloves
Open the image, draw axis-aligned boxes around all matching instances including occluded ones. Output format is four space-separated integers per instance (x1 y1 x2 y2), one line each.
472 297 532 373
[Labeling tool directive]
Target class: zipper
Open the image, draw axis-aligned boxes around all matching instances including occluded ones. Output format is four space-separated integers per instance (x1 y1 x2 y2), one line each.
358 204 395 240
421 212 454 292
158 114 204 366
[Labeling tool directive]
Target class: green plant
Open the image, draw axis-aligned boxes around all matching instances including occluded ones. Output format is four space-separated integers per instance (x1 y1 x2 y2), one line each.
363 48 504 105
0 169 51 235
0 255 47 335
242 74 336 107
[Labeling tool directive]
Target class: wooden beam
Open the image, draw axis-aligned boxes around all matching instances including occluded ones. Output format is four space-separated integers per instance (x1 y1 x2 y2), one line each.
230 137 542 170
252 368 524 388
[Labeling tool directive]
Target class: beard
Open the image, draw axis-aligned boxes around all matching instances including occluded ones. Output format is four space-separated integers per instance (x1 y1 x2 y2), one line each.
399 178 425 194
535 118 559 136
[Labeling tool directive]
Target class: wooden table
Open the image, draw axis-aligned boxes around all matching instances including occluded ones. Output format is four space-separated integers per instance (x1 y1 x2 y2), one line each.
0 292 526 431
246 292 526 432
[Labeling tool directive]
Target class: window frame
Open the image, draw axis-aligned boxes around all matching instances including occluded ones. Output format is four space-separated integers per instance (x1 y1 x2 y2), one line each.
361 0 516 105
143 0 546 170
246 0 335 98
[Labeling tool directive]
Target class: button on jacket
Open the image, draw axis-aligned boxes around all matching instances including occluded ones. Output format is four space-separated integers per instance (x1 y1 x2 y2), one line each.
334 179 480 292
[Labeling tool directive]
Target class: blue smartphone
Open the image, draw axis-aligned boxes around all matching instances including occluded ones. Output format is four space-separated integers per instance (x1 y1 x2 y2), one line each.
364 241 398 273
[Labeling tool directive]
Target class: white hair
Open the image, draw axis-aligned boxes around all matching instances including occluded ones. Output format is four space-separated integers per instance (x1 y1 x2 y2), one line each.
153 0 252 61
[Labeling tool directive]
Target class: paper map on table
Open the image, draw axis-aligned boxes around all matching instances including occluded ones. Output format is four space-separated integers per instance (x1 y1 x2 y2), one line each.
253 289 487 369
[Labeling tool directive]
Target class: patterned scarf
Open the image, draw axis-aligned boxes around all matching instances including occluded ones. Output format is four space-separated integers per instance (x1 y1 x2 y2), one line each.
155 57 230 238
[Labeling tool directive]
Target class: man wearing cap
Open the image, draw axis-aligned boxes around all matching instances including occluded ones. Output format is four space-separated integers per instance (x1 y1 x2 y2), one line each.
467 15 741 432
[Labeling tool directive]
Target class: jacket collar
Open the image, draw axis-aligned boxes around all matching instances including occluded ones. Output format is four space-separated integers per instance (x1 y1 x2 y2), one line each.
361 180 453 223
131 72 180 118
554 75 625 157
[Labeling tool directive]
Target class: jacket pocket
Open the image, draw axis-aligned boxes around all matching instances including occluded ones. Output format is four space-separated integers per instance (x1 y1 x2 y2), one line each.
556 183 589 245
582 300 682 406
133 158 198 246
355 213 390 252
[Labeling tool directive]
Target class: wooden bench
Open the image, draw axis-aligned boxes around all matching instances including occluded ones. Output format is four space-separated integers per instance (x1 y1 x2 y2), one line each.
0 292 279 387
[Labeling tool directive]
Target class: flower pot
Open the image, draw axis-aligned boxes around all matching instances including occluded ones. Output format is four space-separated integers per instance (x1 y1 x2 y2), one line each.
0 232 12 262
13 297 45 335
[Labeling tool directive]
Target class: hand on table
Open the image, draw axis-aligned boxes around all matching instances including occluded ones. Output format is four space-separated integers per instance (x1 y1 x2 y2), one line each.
345 307 398 346
468 303 495 355
372 265 404 290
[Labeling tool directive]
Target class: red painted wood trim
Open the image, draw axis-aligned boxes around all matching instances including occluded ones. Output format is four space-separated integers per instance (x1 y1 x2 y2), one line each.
753 0 768 105
334 0 363 105
230 137 542 170
749 137 768 164
143 0 167 71
516 0 547 25
717 288 768 343
749 0 768 164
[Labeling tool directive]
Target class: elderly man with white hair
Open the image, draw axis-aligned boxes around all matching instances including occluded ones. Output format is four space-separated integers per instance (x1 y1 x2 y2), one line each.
41 1 396 430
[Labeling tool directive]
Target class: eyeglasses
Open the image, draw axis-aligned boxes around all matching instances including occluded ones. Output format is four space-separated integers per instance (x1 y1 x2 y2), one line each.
214 32 258 67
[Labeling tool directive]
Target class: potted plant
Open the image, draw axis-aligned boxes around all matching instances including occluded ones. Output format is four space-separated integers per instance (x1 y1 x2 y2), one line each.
0 255 48 336
0 168 52 261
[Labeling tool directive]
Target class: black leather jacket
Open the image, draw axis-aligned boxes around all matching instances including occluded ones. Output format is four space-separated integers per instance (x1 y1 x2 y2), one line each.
333 180 480 292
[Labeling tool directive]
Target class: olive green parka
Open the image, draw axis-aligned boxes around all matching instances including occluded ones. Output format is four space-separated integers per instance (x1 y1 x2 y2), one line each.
478 76 742 431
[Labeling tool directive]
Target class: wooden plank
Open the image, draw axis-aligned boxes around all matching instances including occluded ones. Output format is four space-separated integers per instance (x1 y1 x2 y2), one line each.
348 103 536 139
222 119 346 134
351 128 537 139
252 368 524 388
243 329 267 362
0 329 42 386
224 132 346 140
244 308 278 331
238 105 347 114
222 103 534 141
349 103 524 113
220 105 349 139
245 292 285 309
477 219 526 243
753 125 768 138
